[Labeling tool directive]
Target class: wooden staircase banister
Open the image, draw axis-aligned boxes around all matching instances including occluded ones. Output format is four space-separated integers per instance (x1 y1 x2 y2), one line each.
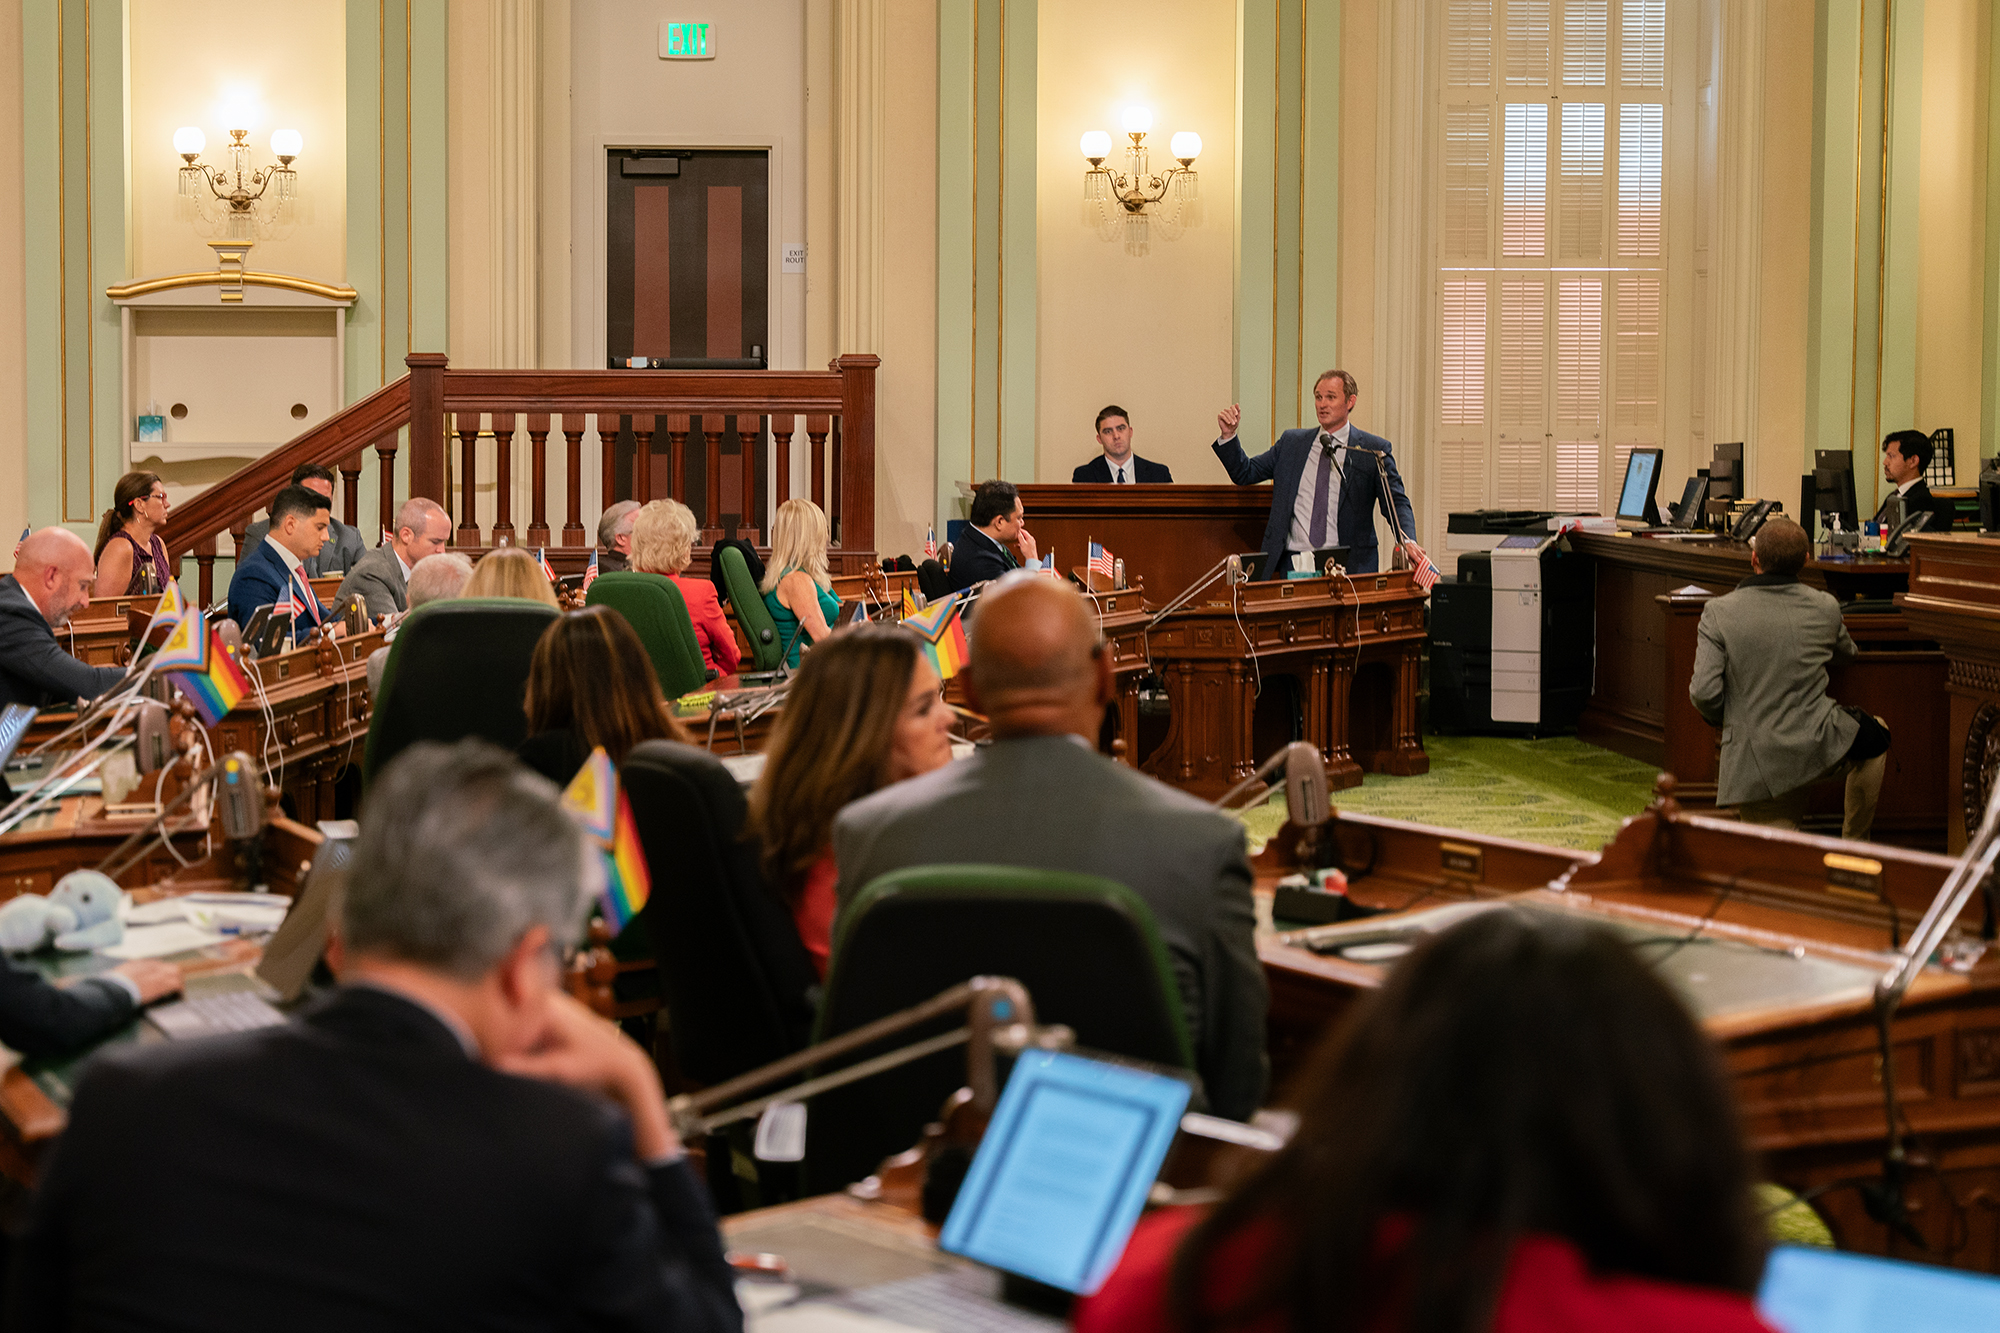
441 369 849 415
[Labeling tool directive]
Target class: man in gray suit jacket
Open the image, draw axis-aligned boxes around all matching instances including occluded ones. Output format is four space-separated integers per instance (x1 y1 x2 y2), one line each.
1690 517 1889 839
832 576 1268 1119
244 463 367 578
338 498 452 620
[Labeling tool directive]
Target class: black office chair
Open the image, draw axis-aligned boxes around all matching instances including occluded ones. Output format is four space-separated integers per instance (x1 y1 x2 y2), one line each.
916 559 951 602
802 864 1194 1196
363 598 560 783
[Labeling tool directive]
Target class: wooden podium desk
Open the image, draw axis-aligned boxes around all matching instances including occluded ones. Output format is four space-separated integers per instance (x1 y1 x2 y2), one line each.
1012 484 1271 598
1896 532 2000 850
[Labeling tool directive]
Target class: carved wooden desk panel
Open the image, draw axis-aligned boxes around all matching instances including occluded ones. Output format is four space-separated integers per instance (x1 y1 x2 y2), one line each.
1897 532 2000 852
1011 484 1272 601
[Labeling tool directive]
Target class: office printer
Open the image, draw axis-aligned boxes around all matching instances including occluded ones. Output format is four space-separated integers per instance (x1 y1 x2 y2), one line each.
1429 524 1593 735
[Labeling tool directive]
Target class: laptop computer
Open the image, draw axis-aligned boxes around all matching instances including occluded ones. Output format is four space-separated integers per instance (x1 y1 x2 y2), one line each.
1757 1244 2000 1332
0 704 36 771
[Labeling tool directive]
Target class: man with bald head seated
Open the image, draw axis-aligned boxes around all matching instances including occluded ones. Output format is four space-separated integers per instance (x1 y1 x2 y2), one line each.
832 574 1268 1119
1 527 127 709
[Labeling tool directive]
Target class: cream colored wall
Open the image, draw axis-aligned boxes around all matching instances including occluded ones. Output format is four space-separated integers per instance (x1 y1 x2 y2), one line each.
872 0 939 562
1754 0 1815 507
1917 0 1988 472
1032 0 1238 484
127 0 346 283
1338 0 1378 424
0 0 25 545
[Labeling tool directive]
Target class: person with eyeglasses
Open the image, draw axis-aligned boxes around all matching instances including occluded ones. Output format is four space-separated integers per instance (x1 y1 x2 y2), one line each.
91 471 173 598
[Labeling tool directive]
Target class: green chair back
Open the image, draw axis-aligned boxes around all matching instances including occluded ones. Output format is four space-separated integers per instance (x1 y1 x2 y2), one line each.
585 571 709 699
364 597 560 784
803 863 1193 1195
719 545 784 672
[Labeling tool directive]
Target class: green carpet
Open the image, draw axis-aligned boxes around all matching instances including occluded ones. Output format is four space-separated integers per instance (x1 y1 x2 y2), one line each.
1240 735 1663 853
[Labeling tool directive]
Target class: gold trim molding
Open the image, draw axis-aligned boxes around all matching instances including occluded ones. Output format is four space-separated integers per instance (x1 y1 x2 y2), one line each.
104 271 360 301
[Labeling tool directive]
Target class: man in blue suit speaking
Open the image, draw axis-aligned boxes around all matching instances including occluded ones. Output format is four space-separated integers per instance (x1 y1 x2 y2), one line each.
1212 369 1418 578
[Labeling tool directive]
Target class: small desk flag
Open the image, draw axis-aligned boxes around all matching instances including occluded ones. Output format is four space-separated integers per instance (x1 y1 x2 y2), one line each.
582 550 600 592
900 592 969 681
163 623 252 726
1407 543 1441 593
537 547 558 586
561 747 651 933
1087 542 1115 579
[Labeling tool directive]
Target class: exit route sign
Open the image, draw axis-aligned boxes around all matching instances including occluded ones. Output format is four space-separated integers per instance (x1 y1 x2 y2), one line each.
659 21 715 60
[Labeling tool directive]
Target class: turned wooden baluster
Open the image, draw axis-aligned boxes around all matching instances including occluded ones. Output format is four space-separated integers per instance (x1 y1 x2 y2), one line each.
229 520 249 563
526 413 552 547
340 452 363 530
490 413 517 547
772 414 795 517
663 415 689 504
562 413 587 544
374 431 400 542
739 415 762 544
600 414 618 508
807 415 830 510
701 414 723 543
195 535 217 607
455 412 483 546
830 416 844 544
631 414 657 503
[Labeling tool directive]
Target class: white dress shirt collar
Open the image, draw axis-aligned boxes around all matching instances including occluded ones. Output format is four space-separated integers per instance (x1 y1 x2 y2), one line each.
1896 477 1920 497
269 536 305 580
394 548 413 581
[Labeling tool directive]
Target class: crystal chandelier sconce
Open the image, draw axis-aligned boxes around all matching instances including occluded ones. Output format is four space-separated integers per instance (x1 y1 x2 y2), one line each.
1080 107 1201 257
174 125 303 243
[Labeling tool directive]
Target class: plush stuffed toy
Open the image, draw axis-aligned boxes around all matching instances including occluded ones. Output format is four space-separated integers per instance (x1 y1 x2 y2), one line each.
0 871 126 953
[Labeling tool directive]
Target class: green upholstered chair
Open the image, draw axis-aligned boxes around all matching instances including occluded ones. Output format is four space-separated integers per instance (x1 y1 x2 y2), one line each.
801 864 1193 1196
584 571 709 699
718 544 784 673
363 598 561 783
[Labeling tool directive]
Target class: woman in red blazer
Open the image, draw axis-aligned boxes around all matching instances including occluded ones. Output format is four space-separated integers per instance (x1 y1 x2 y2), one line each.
631 499 743 677
1075 909 1779 1333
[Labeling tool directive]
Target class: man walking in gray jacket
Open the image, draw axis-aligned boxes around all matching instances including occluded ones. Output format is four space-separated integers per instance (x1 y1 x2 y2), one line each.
1689 517 1889 839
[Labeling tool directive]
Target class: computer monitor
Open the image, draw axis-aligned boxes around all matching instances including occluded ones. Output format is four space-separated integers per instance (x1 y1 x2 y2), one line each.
0 705 35 770
1615 449 1664 525
1812 466 1859 534
1757 1244 2000 1332
1670 475 1709 528
938 1049 1192 1296
1709 442 1745 503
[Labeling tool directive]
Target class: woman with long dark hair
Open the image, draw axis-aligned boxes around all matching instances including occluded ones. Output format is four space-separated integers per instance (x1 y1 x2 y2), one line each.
1077 908 1775 1333
518 605 691 785
745 624 956 977
92 471 172 597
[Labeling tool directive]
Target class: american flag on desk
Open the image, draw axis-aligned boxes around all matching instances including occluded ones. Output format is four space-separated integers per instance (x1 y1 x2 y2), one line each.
536 547 559 585
1087 542 1115 579
582 550 600 592
924 526 937 559
1407 543 1441 593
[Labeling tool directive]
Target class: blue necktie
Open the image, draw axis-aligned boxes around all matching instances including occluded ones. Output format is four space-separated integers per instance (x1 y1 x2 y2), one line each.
1308 438 1334 546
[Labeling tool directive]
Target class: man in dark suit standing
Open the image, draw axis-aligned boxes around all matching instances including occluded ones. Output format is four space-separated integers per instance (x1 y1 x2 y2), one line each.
1073 405 1173 484
834 576 1268 1120
1213 369 1418 577
6 740 743 1333
0 528 126 709
948 479 1038 592
242 464 367 578
336 497 451 619
1877 429 1951 530
227 485 337 630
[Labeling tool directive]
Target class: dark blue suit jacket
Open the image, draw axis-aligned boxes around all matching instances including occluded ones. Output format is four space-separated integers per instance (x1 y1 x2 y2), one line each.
0 576 125 709
1072 454 1173 484
226 539 331 629
1213 426 1417 577
947 525 1017 593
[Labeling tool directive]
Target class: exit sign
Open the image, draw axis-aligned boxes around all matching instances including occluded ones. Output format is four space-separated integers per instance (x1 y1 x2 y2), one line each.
659 21 715 60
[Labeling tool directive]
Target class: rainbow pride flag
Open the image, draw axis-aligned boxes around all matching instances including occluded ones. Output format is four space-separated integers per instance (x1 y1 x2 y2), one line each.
901 591 969 681
150 609 211 673
560 747 652 933
164 624 252 726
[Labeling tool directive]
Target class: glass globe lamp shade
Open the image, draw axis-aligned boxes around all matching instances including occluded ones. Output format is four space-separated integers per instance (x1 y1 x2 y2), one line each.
1079 130 1111 161
1170 132 1202 162
270 128 303 159
173 126 206 157
1120 106 1153 135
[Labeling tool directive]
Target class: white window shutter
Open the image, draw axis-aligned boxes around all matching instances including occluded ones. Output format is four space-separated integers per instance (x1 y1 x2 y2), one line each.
1554 278 1603 510
1557 103 1605 261
1503 104 1549 258
1447 0 1495 87
1505 0 1552 86
1620 0 1666 88
1443 107 1495 262
1614 274 1662 432
1441 280 1490 428
1561 0 1609 86
1617 104 1664 255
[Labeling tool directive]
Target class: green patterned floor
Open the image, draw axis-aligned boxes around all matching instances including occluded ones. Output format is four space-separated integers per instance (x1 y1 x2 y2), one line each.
1240 735 1664 853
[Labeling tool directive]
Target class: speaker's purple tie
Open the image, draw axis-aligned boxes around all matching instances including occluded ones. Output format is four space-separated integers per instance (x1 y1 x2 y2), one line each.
1307 437 1334 546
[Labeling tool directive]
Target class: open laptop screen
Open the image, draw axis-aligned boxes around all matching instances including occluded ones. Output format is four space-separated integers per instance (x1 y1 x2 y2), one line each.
1757 1244 2000 1332
0 704 36 769
938 1049 1191 1296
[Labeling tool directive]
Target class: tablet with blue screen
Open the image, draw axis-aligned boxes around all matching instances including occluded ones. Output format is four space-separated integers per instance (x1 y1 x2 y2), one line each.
938 1049 1191 1296
1757 1244 2000 1332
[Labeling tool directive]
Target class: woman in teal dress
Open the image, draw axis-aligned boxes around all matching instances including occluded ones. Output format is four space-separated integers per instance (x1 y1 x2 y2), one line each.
762 498 844 668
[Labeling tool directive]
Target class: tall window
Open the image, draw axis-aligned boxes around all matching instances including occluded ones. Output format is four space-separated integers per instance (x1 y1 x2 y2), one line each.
1434 0 1668 527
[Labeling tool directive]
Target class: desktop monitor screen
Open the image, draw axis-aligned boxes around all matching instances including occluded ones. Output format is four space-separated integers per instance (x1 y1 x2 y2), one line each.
1616 449 1664 522
1710 442 1745 501
939 1049 1192 1295
1757 1244 2000 1332
1813 467 1858 530
0 705 36 770
1672 475 1709 527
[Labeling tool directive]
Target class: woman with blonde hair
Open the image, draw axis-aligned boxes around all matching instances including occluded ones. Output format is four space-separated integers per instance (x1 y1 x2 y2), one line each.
761 498 842 669
518 605 691 785
93 471 172 597
746 624 955 976
462 546 560 607
629 499 741 676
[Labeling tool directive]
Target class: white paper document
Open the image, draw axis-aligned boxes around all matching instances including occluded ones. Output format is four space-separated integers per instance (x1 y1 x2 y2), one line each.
98 922 225 960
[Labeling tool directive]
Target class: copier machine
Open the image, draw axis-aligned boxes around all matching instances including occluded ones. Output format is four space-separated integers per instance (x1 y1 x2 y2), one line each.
1429 521 1593 735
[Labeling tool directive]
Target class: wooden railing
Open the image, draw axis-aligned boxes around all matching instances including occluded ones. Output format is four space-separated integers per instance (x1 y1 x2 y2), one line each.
160 352 881 604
